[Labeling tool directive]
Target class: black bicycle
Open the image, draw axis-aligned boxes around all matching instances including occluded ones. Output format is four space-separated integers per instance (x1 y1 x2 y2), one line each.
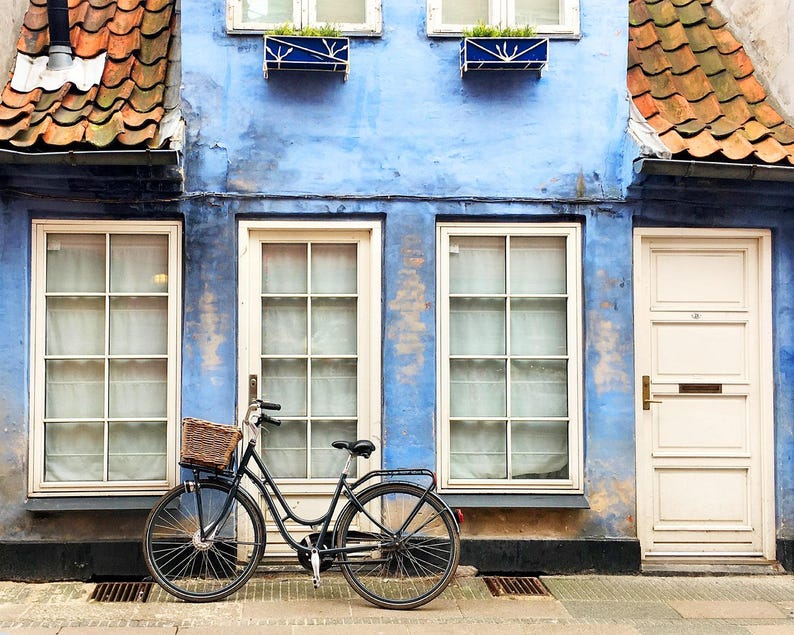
143 399 461 609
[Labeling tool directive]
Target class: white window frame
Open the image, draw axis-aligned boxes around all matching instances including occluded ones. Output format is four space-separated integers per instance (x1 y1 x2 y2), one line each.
427 0 580 37
29 220 182 497
437 222 583 494
227 0 382 35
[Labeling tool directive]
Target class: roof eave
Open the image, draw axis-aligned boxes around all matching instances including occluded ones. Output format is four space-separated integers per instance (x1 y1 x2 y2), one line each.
634 157 794 183
0 147 181 166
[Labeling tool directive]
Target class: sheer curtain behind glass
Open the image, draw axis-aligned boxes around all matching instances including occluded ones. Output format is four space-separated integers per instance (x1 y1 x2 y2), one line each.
43 233 169 483
447 234 570 481
260 242 358 479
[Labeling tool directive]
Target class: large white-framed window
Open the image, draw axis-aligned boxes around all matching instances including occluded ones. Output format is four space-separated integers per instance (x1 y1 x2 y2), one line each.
228 0 382 35
438 223 583 493
29 220 182 496
427 0 580 37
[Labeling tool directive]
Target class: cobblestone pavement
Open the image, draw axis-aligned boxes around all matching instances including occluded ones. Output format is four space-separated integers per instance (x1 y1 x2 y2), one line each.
0 571 793 633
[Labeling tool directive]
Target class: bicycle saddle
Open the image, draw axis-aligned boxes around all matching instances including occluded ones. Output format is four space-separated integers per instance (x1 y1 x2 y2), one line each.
331 439 376 458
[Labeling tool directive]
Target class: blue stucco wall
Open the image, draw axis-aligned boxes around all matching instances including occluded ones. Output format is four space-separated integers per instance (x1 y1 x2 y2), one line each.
1 0 792 564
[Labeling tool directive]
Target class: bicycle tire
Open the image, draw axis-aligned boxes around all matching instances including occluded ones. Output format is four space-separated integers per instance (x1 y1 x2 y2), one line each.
335 482 460 609
143 480 266 602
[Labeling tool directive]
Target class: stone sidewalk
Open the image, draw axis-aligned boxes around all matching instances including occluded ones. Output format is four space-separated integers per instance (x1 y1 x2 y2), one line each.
0 572 793 633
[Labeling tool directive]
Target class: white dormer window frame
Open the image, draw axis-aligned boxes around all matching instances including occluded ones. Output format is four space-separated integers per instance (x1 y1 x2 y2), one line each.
227 0 382 35
427 0 580 37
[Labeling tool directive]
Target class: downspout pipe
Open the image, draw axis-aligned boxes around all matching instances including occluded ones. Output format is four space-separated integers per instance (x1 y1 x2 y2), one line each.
47 0 73 70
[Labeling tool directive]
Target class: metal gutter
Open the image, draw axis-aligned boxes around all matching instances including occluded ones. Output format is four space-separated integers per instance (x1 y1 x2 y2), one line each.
635 158 794 183
0 148 181 166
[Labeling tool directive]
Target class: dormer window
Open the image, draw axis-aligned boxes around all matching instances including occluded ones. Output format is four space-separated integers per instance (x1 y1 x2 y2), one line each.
427 0 580 37
227 0 382 35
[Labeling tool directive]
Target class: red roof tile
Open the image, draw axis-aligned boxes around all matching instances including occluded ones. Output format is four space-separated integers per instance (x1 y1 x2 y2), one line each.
0 0 179 150
629 0 794 166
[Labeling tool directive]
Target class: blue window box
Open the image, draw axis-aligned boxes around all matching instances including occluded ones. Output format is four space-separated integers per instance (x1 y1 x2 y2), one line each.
460 36 549 76
263 35 350 81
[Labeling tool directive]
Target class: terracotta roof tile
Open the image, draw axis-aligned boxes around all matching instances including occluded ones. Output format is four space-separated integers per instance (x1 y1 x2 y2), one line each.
0 0 180 150
629 0 794 165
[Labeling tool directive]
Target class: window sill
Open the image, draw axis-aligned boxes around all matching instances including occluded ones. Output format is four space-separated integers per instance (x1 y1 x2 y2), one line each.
438 493 589 508
25 496 162 512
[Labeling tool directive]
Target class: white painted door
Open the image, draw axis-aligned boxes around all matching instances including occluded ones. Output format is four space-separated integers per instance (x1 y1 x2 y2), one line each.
634 229 774 562
238 221 382 557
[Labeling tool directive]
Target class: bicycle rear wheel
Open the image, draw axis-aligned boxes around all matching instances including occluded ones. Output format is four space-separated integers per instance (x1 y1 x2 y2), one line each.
335 482 460 609
143 480 265 602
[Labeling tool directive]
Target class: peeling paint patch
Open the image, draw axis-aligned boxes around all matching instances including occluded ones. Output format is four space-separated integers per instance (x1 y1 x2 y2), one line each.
195 285 227 374
387 235 429 383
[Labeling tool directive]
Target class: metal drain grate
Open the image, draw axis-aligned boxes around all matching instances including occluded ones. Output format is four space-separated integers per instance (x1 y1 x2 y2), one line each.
483 576 549 597
90 581 153 602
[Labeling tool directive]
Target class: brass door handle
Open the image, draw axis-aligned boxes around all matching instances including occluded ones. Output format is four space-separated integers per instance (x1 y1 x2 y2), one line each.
642 375 662 410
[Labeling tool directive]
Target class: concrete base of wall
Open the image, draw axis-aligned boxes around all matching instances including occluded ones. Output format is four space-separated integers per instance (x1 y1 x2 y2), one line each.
0 538 790 580
460 538 641 575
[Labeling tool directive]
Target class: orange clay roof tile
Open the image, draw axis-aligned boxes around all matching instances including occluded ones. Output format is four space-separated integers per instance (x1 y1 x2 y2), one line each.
0 0 178 150
629 0 794 165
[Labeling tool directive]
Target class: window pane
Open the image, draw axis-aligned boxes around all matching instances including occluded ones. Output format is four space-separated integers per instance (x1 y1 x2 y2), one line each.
311 298 357 355
262 298 307 355
46 360 104 419
515 0 561 25
262 359 307 416
450 298 505 355
110 297 167 355
450 236 505 294
242 0 293 23
316 0 366 24
109 360 167 418
450 420 506 479
110 235 169 293
311 243 357 294
46 297 104 355
510 360 568 417
46 234 105 293
263 243 307 294
450 360 506 417
311 359 357 416
442 0 488 24
108 421 167 480
263 421 307 478
44 422 104 482
510 298 567 356
511 420 568 478
510 236 566 294
311 420 357 478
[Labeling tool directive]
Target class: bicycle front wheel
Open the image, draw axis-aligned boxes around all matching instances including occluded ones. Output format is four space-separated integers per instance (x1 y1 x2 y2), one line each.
143 480 265 602
335 482 460 609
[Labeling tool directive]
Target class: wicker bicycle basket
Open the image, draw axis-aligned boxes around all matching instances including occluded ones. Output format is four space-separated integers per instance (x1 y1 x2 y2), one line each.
180 417 243 470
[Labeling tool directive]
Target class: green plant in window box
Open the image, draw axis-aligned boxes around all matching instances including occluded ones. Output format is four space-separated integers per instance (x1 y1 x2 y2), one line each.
460 21 548 77
263 23 350 80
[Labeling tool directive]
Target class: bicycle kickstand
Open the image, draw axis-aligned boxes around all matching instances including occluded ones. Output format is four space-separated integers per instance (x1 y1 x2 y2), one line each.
310 549 322 589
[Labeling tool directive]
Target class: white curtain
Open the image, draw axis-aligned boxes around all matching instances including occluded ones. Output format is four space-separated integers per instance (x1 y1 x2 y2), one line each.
43 233 168 482
447 235 569 480
243 0 293 23
442 0 489 26
316 0 366 24
514 0 561 26
261 242 359 479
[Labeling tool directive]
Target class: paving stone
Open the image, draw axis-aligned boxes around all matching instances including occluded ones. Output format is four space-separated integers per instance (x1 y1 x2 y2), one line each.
669 600 788 619
561 599 683 621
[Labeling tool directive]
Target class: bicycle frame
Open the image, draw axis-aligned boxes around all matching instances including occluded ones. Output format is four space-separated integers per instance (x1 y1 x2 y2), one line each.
189 436 442 562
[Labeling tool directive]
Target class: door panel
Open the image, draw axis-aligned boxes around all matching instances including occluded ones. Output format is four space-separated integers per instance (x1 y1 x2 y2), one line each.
238 222 382 558
634 230 774 562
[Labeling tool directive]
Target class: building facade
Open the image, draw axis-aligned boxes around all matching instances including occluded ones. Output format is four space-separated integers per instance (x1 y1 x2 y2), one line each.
0 0 792 578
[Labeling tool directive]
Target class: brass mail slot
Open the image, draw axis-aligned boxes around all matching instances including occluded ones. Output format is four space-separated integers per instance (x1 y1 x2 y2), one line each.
679 383 722 394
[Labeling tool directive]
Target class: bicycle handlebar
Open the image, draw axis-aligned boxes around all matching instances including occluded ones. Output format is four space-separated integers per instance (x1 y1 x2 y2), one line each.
246 399 282 427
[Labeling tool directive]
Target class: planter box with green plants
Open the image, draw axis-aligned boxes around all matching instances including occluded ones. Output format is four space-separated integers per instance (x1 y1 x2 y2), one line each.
263 24 350 80
460 23 548 77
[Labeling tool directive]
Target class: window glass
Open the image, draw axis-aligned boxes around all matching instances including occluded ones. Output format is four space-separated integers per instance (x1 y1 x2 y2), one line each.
442 0 488 25
261 240 360 478
440 225 581 490
242 0 293 23
429 0 578 35
33 223 179 492
515 0 560 25
316 0 366 23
